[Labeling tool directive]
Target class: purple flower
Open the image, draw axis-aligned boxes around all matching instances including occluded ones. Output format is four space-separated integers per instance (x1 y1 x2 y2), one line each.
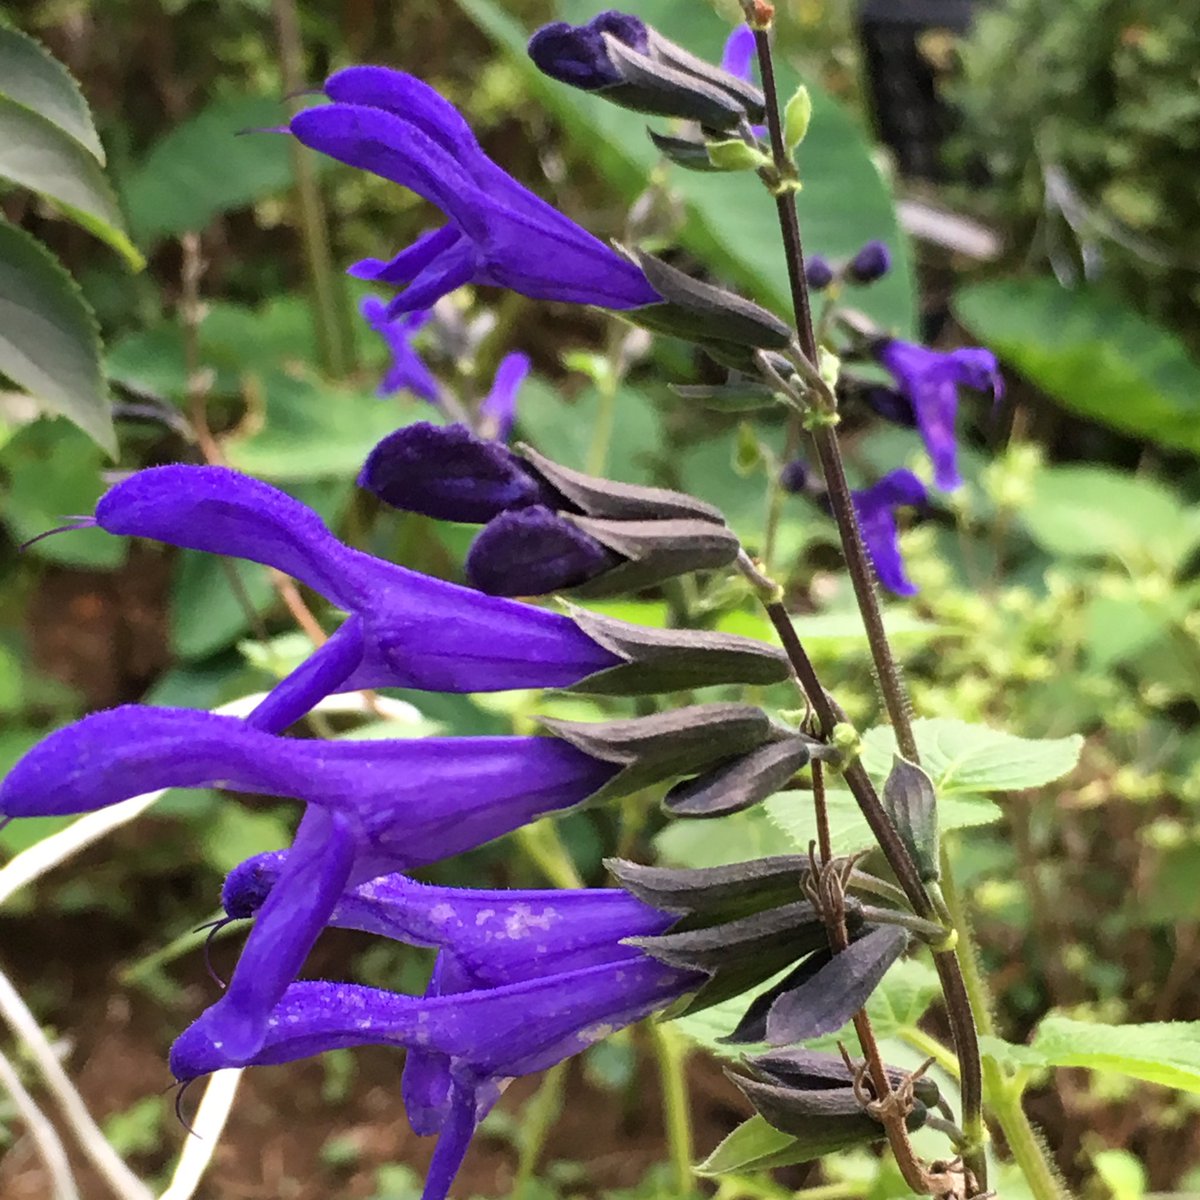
720 24 756 80
359 423 551 524
852 469 928 597
846 240 891 285
465 506 619 596
290 67 660 314
805 255 835 290
173 872 700 1200
528 10 650 89
84 464 622 731
360 296 440 403
0 706 622 1059
875 340 1003 491
529 12 764 130
478 351 530 442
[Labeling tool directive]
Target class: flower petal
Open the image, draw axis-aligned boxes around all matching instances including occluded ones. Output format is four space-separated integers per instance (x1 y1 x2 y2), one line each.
478 352 530 442
350 225 463 285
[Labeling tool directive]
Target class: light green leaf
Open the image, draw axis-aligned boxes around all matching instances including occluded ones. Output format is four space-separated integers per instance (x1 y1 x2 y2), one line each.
1002 1017 1200 1095
1092 1149 1147 1200
654 806 786 869
0 218 114 453
0 421 124 566
861 718 1083 795
0 99 142 268
456 0 916 337
696 1115 801 1176
122 95 325 243
0 27 104 161
783 84 812 150
764 786 1001 856
225 371 427 482
706 138 770 172
1023 465 1200 573
171 551 278 662
955 279 1200 457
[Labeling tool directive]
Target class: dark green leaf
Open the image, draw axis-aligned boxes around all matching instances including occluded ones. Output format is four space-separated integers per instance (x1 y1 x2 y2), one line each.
956 279 1200 456
0 27 104 161
0 220 114 454
0 99 141 268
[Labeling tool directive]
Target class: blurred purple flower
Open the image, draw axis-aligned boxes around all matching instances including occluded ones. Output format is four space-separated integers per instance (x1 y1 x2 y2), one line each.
853 469 928 597
876 340 1003 491
360 296 440 403
478 351 530 442
846 240 891 285
291 67 659 314
719 25 767 138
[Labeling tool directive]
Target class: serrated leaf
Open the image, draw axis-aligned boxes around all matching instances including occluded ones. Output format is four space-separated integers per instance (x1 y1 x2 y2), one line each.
0 218 114 454
764 786 1001 856
1000 1017 1200 1095
0 98 141 268
955 279 1200 457
456 0 916 337
860 718 1083 795
122 95 325 243
1023 466 1200 574
0 27 104 161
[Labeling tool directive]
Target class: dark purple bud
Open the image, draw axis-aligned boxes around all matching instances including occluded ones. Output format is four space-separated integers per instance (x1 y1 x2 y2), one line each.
846 240 891 284
779 459 810 495
528 12 649 90
805 255 835 290
465 506 619 596
359 423 549 523
860 384 916 427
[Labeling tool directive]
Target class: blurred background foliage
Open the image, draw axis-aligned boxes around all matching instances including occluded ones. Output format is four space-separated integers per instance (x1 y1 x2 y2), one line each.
1 0 1198 1198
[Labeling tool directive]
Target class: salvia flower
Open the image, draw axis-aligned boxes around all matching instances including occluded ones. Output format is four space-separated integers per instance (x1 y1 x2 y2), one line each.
360 296 439 403
173 872 701 1200
529 11 764 130
875 339 1003 491
362 423 741 599
290 67 660 315
66 464 787 730
854 469 928 598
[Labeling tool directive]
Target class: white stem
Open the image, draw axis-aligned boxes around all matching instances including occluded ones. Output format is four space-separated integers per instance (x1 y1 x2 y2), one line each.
0 1045 81 1200
0 969 153 1200
158 1070 242 1200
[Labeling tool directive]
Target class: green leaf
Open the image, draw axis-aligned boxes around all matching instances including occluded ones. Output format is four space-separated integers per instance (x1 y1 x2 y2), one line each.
654 806 786 869
0 421 124 566
0 218 115 453
955 279 1200 456
1023 465 1200 573
706 139 770 172
0 98 142 268
783 84 812 150
996 1017 1200 1095
456 0 916 337
696 1114 805 1176
122 95 324 243
225 371 427 482
0 27 104 161
861 718 1083 795
764 786 1001 856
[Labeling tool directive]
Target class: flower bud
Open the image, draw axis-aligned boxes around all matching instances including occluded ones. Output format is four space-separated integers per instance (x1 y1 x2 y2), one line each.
664 735 822 817
882 756 940 882
846 239 892 284
805 255 834 290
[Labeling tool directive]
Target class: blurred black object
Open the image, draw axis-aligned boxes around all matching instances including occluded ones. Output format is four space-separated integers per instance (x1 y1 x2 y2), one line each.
857 0 978 182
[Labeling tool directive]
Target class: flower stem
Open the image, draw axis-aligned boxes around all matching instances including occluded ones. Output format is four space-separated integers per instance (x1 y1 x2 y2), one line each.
649 1021 694 1196
742 17 988 1190
512 1060 568 1197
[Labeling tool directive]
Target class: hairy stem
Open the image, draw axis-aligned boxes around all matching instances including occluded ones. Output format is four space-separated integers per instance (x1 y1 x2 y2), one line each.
649 1021 694 1196
743 15 989 1188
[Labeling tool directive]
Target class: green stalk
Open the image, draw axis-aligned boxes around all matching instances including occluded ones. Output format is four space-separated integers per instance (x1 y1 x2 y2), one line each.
512 1061 568 1197
649 1021 694 1197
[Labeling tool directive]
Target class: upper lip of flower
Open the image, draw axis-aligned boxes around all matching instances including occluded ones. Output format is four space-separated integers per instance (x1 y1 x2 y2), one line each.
289 67 661 313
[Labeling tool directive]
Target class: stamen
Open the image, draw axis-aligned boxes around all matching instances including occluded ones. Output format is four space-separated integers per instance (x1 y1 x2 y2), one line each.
18 518 97 553
173 1078 202 1137
194 918 236 989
